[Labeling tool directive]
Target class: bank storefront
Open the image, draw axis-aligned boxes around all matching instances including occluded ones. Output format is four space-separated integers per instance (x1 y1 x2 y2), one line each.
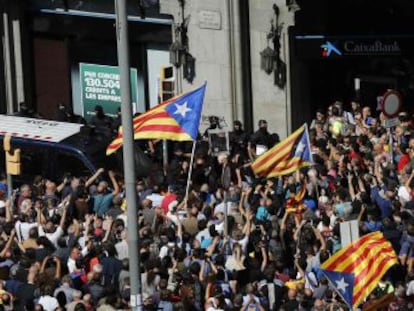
289 34 414 128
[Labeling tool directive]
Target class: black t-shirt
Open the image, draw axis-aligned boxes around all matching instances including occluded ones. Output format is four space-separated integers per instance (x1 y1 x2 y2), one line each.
250 130 278 149
15 283 35 311
282 299 299 311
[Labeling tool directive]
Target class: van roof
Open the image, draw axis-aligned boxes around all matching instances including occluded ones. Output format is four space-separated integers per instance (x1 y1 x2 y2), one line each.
0 115 83 142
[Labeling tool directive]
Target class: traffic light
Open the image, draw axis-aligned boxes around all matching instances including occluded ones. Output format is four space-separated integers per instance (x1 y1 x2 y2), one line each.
159 66 175 103
3 135 21 175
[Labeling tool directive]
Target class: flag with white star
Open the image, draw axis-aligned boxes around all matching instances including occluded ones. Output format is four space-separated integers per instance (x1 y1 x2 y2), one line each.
107 83 206 155
251 124 313 178
320 232 398 310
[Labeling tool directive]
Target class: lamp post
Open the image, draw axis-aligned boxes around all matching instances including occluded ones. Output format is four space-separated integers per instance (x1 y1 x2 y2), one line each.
114 0 142 310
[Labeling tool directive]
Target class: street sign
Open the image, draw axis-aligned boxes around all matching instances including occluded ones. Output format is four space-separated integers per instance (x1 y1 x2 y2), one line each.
381 90 401 118
79 63 138 123
384 117 400 128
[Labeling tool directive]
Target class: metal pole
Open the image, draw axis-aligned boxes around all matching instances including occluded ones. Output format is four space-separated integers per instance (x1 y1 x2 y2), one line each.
227 0 238 123
162 139 168 174
114 1 142 310
3 12 14 114
6 174 12 204
389 127 393 163
12 19 25 104
223 190 228 238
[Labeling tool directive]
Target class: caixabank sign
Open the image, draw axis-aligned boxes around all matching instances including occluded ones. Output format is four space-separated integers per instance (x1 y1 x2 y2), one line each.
294 35 413 59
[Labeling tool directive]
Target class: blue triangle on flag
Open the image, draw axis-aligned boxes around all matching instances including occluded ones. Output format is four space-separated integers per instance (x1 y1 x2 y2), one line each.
164 84 206 140
293 130 311 162
321 270 355 308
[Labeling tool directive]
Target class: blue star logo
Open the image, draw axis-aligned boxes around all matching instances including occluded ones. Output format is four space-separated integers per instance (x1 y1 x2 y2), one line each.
321 41 342 57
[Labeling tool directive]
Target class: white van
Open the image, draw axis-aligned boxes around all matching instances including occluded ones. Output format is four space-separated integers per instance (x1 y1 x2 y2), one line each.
0 115 118 183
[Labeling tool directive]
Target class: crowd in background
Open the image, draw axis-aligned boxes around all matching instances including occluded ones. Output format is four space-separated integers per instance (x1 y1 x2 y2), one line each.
1 99 414 310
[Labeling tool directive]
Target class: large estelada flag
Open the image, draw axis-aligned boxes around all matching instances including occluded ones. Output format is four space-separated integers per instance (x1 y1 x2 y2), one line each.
320 232 398 310
107 83 206 155
251 124 312 178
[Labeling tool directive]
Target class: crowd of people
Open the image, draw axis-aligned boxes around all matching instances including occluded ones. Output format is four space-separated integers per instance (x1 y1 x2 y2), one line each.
1 99 414 311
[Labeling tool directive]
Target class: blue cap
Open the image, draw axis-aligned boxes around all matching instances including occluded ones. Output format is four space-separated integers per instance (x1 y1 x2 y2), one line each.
304 199 316 212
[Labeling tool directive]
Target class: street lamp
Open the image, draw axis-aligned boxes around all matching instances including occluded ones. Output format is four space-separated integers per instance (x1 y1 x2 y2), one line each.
260 46 276 75
183 52 196 83
169 40 184 67
260 3 286 89
168 0 196 83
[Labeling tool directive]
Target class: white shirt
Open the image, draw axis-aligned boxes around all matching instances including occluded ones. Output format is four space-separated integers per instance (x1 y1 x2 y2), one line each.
159 243 176 260
398 185 411 204
146 193 164 208
39 226 64 247
38 295 59 311
407 280 414 296
230 236 249 254
15 221 38 242
115 240 129 260
67 257 77 274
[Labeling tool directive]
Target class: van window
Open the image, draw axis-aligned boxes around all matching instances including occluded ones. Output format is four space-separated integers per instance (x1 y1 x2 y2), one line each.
20 144 50 178
55 151 91 179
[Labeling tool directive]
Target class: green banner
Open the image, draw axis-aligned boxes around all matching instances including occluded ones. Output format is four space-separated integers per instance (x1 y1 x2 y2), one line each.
80 63 138 123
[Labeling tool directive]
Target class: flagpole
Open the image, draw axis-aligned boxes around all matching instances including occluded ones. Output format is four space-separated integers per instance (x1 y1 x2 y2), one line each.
304 123 313 164
304 123 319 199
184 140 197 209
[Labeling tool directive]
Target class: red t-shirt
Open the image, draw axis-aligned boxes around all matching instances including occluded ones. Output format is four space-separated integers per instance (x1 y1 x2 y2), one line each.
398 154 410 172
161 193 177 214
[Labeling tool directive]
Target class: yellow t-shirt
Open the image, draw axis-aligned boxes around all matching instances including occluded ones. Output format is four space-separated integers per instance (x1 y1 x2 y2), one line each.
285 278 305 290
331 120 343 137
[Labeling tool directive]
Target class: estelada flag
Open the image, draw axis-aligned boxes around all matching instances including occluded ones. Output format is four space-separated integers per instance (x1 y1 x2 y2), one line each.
251 124 312 178
107 83 206 155
320 231 398 310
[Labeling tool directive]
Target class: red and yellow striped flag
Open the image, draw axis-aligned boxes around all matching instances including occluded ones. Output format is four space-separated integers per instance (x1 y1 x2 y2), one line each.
106 84 206 155
321 231 398 310
251 124 312 178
